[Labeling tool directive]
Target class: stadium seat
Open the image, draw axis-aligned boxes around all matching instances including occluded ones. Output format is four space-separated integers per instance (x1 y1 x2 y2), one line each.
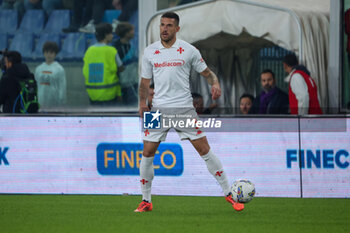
0 10 18 35
32 33 61 61
9 32 34 60
102 10 121 24
18 10 45 35
44 10 70 33
0 33 8 51
57 33 86 61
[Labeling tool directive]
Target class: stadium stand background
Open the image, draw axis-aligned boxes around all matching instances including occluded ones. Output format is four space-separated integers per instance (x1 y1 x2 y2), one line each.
0 8 138 111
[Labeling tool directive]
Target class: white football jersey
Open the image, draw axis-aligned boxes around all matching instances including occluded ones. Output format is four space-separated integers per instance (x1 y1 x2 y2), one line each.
141 39 207 108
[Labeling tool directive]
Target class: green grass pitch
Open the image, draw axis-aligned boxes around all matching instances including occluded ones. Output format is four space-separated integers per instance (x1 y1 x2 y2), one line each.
0 195 349 233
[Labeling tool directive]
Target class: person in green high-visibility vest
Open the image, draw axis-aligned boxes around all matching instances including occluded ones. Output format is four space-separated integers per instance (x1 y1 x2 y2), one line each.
83 23 123 105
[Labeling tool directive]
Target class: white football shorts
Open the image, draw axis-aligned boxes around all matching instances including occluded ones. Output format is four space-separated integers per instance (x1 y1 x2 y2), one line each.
142 107 206 142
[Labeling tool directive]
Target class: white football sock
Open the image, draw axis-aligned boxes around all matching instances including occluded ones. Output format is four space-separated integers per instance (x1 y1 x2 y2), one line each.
139 156 154 202
201 149 231 196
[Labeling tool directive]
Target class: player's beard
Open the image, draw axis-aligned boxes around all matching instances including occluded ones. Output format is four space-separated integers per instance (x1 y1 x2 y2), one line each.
161 33 174 43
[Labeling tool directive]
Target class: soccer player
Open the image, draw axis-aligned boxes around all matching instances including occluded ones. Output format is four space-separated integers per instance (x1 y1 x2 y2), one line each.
135 11 244 212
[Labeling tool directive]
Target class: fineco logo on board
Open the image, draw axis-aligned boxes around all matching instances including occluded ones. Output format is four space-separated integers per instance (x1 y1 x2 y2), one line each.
286 149 349 169
0 147 9 166
97 143 183 176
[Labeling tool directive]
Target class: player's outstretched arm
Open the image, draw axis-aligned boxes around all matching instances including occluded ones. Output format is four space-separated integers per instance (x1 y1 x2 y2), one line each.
200 67 221 100
139 78 151 117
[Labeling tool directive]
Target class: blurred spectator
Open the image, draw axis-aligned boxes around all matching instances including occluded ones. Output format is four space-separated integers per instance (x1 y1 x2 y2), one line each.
112 0 137 22
249 69 289 114
1 0 25 20
239 93 254 114
61 0 72 9
24 0 63 17
83 23 122 105
34 41 66 109
24 0 41 10
148 83 154 109
192 92 217 114
79 0 113 34
0 51 37 113
282 54 322 115
114 22 135 60
114 21 138 105
62 0 84 33
63 0 113 33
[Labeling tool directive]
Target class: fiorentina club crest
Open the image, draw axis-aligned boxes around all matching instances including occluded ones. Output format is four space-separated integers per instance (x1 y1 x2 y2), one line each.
177 47 184 54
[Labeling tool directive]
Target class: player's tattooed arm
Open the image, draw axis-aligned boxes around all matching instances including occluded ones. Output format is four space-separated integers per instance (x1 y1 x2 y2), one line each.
139 78 151 117
200 68 221 100
200 67 219 85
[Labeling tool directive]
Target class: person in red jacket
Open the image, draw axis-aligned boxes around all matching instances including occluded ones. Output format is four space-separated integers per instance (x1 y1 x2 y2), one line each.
282 54 322 115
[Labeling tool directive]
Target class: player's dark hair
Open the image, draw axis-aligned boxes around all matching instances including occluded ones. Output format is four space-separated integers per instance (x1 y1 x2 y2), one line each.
42 41 59 54
283 54 298 67
115 22 134 38
161 11 180 26
260 69 275 80
5 51 22 65
95 23 113 42
240 93 254 102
